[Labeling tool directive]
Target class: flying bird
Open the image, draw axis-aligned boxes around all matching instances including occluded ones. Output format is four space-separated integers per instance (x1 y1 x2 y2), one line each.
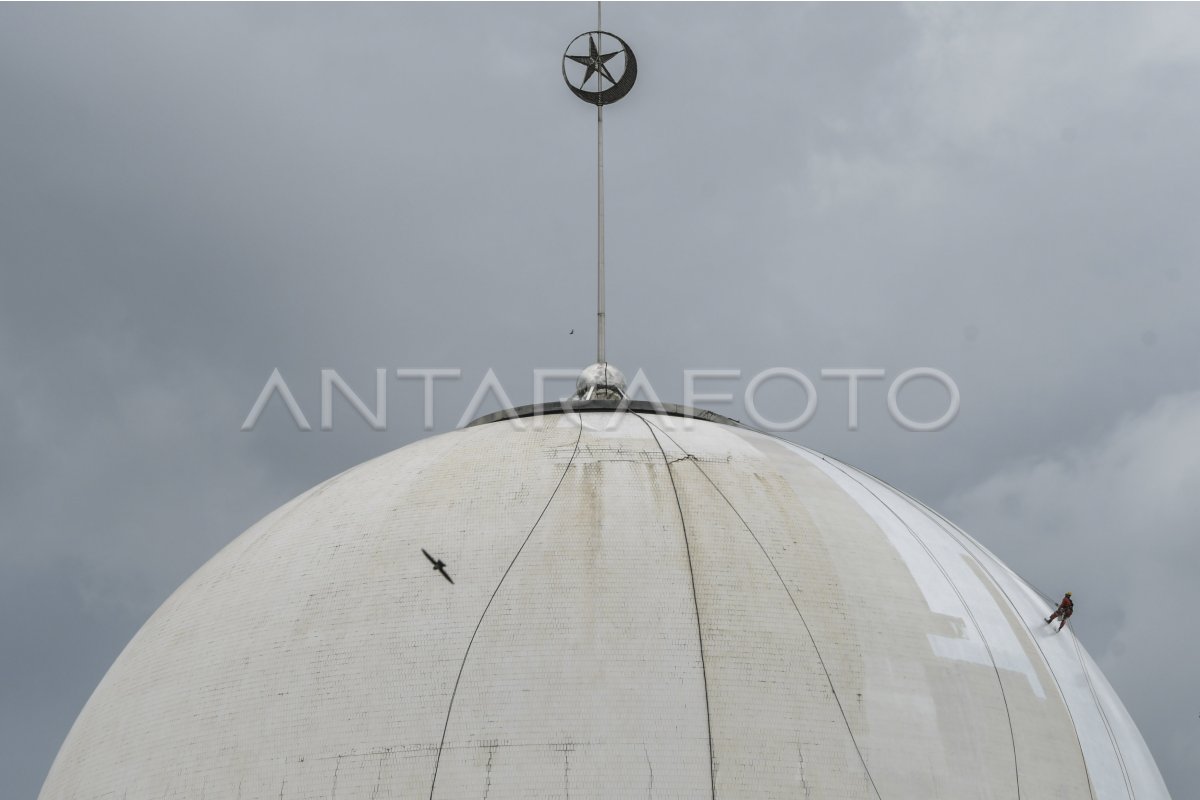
569 329 574 335
421 548 454 584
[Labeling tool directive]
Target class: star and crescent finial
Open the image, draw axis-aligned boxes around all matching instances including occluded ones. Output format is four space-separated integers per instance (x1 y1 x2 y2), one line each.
562 31 637 106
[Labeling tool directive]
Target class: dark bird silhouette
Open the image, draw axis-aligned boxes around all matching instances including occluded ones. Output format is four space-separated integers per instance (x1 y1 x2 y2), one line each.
569 329 574 335
421 548 454 584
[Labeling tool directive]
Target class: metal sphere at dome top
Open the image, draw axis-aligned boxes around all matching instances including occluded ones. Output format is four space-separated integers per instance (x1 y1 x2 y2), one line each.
574 361 627 400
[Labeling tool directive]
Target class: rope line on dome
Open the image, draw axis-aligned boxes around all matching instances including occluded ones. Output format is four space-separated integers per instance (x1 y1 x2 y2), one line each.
906 496 1057 608
636 414 717 800
427 416 585 800
637 414 884 800
735 419 1068 611
724 419 1070 612
809 454 1024 800
822 454 1101 800
724 419 1065 611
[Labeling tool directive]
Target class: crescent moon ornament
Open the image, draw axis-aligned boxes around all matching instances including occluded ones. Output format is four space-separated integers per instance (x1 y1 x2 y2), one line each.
562 31 637 106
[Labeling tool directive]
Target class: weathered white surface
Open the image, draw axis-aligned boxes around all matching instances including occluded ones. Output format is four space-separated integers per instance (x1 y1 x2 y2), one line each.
41 411 1170 799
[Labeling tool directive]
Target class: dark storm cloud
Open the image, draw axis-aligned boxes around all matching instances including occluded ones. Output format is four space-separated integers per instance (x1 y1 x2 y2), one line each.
1 4 1197 797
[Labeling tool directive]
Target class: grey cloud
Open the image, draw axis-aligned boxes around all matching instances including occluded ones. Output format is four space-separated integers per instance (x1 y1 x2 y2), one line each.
1 3 1196 797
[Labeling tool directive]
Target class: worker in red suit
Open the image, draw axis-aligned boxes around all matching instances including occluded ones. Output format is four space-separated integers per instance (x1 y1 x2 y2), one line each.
1044 592 1074 631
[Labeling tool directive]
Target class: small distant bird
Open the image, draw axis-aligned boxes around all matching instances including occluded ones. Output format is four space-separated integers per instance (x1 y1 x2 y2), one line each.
569 329 574 335
421 548 454 584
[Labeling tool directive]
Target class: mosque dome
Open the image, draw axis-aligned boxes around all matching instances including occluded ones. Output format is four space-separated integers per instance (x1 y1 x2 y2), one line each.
40 405 1170 799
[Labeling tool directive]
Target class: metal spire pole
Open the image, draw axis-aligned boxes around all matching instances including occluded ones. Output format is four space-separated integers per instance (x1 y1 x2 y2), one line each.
563 6 635 380
596 1 606 367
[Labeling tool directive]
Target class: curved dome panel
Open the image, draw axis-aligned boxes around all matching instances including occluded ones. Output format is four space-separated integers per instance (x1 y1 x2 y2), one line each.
40 411 1170 799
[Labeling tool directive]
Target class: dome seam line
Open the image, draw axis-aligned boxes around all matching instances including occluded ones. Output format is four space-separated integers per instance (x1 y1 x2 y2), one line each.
635 413 718 800
905 487 1107 800
427 415 585 800
813 452 1024 800
1068 631 1137 799
639 414 883 800
723 419 1105 799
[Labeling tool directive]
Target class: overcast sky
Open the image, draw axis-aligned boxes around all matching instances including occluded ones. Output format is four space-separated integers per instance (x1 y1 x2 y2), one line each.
1 3 1197 797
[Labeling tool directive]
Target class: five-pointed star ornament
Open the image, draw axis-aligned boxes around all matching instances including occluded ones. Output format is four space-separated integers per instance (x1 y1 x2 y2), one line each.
566 34 621 89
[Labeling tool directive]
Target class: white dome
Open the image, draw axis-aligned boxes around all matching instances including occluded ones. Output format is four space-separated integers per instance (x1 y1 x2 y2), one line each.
41 410 1170 799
